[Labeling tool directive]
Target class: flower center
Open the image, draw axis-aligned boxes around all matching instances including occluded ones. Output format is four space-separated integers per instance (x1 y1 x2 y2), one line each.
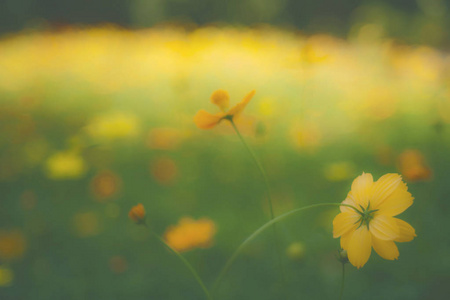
355 202 378 229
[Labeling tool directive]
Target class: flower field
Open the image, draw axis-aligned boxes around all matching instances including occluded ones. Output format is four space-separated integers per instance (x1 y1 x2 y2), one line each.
0 25 449 299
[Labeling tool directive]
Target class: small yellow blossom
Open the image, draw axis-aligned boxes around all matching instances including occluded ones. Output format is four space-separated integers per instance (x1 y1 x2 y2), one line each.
45 151 87 180
333 173 416 268
0 266 13 287
194 89 255 129
164 217 216 252
128 204 146 224
286 242 305 261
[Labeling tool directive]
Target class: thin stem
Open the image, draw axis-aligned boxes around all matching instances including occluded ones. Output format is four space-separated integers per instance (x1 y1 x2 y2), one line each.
229 119 286 284
339 263 346 300
229 120 275 220
212 202 355 296
150 230 212 300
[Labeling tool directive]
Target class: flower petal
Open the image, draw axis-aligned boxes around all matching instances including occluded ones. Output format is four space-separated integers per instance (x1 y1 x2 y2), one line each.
371 173 402 209
227 90 255 117
372 237 399 260
193 110 225 129
333 212 360 238
347 226 372 269
394 219 417 242
340 192 358 213
350 173 373 208
369 214 400 241
376 180 413 216
210 90 230 112
340 231 352 250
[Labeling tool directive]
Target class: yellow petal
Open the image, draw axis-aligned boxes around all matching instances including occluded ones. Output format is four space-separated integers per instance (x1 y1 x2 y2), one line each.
332 212 360 238
347 226 372 269
394 219 417 242
227 90 255 117
340 231 352 250
193 110 225 129
339 192 358 213
376 180 413 216
371 173 402 208
372 237 399 260
210 90 230 112
369 214 399 241
350 173 373 208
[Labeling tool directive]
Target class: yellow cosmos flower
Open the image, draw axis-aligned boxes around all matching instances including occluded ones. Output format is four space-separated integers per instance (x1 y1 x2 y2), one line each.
194 89 255 129
333 173 416 268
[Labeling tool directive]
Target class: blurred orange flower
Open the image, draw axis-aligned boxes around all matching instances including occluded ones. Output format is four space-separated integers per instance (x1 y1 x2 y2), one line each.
0 230 27 261
397 149 432 181
146 128 184 150
90 170 122 201
129 204 146 224
164 217 216 252
194 89 255 129
150 157 178 186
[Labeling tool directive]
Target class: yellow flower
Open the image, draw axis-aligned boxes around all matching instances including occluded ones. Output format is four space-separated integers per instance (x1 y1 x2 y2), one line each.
333 173 416 268
164 217 216 252
194 89 255 129
128 203 146 224
86 112 139 141
45 151 87 180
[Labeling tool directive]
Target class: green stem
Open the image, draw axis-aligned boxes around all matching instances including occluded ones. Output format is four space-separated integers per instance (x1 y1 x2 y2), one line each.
211 202 356 296
150 230 212 300
339 263 346 300
229 119 286 283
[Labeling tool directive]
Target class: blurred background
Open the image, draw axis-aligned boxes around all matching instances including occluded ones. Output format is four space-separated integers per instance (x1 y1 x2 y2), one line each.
0 0 449 299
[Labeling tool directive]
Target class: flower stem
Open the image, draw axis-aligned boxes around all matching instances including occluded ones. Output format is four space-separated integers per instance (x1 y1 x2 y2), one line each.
212 202 355 296
339 262 346 300
148 229 212 300
229 120 285 283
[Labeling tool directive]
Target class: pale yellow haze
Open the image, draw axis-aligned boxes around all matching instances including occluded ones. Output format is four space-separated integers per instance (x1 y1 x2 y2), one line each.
333 173 416 268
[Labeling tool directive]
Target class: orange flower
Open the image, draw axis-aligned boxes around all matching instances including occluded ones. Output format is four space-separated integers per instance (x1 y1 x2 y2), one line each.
194 89 255 129
397 149 432 181
128 204 146 224
164 217 216 252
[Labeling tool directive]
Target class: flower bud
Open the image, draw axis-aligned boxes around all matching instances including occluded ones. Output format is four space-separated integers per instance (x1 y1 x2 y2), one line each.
128 203 146 225
337 249 349 264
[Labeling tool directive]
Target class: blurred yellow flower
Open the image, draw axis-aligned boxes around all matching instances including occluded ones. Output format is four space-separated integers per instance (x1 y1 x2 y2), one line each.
86 112 139 140
286 242 305 261
128 203 146 224
397 149 432 182
333 173 416 268
0 266 13 287
45 151 87 180
0 230 27 261
324 161 356 182
194 89 255 129
164 217 216 252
